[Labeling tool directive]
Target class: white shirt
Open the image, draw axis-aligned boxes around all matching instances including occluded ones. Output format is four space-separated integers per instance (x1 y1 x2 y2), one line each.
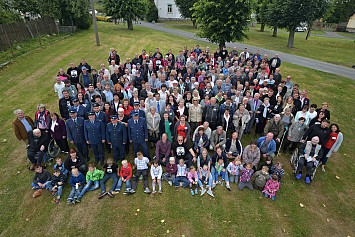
135 157 149 170
150 165 162 179
54 82 65 99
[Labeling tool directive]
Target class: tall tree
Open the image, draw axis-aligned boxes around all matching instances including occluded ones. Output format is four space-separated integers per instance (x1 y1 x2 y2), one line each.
103 0 146 30
255 0 271 32
174 0 198 28
192 0 251 50
267 0 328 48
325 0 355 23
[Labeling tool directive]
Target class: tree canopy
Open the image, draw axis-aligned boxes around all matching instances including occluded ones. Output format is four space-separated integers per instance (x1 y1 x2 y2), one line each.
192 0 252 49
174 0 198 27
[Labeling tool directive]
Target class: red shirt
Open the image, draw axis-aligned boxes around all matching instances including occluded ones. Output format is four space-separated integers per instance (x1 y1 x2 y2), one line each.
324 132 338 149
120 105 133 117
177 122 186 138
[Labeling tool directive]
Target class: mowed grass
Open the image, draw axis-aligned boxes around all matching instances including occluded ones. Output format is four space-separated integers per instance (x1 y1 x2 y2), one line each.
163 24 355 68
0 22 354 236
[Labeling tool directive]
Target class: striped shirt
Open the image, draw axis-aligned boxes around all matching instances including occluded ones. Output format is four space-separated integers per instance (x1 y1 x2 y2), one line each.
134 157 149 170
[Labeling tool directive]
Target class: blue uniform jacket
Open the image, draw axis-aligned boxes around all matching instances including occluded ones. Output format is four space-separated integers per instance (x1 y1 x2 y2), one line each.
66 117 86 144
84 119 105 144
127 118 148 143
69 105 88 119
106 122 127 146
95 111 108 124
129 109 146 119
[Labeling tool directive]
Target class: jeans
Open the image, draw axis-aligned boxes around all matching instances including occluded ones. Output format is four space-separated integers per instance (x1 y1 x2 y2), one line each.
133 142 150 159
158 153 168 167
211 167 229 183
78 180 100 198
68 185 83 200
27 150 44 164
132 169 149 190
45 181 63 197
320 147 331 165
229 174 239 183
116 175 131 191
238 181 253 191
75 142 88 159
197 169 213 188
91 143 105 163
112 145 125 162
297 157 314 175
32 180 48 189
100 173 119 192
214 170 226 181
283 140 299 152
173 176 190 188
264 192 276 200
162 173 175 183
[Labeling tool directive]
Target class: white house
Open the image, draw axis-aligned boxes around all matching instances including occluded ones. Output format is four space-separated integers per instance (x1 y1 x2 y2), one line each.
154 0 183 21
346 10 355 33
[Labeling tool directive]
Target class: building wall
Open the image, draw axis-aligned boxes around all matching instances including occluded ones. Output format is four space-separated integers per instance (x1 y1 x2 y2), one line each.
346 14 355 32
155 0 182 20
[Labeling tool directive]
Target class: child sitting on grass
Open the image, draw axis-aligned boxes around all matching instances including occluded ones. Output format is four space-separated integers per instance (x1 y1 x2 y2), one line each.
227 156 243 183
188 166 199 196
53 157 68 181
151 160 163 194
214 158 226 186
198 164 214 197
270 163 285 182
238 162 254 191
67 168 85 204
162 157 177 186
130 152 151 194
254 166 270 191
262 174 280 200
100 158 119 197
115 160 132 194
46 168 66 205
78 164 105 202
173 159 189 189
32 165 51 198
258 156 273 171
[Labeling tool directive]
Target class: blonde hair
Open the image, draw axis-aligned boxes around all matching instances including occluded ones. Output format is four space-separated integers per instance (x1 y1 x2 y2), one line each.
261 166 269 172
169 157 175 162
121 160 128 165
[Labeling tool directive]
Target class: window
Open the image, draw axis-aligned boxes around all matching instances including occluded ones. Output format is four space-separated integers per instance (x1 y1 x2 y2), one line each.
167 4 172 13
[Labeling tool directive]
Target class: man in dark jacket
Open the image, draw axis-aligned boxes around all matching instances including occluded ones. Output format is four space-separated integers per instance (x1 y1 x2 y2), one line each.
59 90 73 120
203 97 220 130
302 119 330 146
269 54 281 74
27 129 50 169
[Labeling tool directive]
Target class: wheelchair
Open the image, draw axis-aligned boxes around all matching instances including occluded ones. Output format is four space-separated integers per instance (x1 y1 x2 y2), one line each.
33 138 61 167
290 148 318 182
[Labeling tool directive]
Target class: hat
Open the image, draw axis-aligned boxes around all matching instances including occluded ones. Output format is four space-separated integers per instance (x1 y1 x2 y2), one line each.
88 84 94 87
69 109 77 113
110 115 118 120
159 65 163 68
132 111 139 116
92 103 99 107
87 111 95 116
173 80 178 84
136 63 140 65
133 101 140 106
81 66 87 70
72 98 79 102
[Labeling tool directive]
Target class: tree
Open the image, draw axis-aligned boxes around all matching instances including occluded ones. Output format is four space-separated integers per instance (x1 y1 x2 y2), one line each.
324 0 355 23
267 0 328 48
192 0 252 50
103 0 146 30
146 1 158 22
255 0 272 32
0 0 21 23
174 0 198 28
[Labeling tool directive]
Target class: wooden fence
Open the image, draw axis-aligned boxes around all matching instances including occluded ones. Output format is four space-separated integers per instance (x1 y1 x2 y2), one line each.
0 17 57 51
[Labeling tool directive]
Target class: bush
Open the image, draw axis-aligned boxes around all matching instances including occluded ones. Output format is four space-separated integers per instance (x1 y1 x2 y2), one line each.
146 2 158 22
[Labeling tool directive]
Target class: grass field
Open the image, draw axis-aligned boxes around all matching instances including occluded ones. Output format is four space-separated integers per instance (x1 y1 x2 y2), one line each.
0 21 354 236
163 24 355 68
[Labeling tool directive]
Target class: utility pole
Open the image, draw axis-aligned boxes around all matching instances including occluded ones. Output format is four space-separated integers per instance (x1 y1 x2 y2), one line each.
90 0 100 46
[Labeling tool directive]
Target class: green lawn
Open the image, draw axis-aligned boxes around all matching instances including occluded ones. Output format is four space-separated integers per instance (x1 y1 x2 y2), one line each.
164 24 355 68
0 21 354 236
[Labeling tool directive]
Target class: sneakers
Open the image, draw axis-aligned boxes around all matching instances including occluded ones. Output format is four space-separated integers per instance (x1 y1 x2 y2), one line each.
55 198 60 205
200 188 206 196
67 200 73 205
211 183 216 189
207 190 214 197
112 190 120 195
168 181 172 186
152 191 157 195
107 191 114 198
75 198 81 203
226 184 231 191
158 190 162 194
98 192 107 199
123 189 130 195
296 173 302 179
322 167 326 172
32 189 42 198
130 189 136 194
195 188 198 195
305 177 311 184
190 189 194 196
51 189 58 198
144 188 151 194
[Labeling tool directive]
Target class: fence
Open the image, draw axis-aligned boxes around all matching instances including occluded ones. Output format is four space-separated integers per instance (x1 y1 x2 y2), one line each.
0 17 57 51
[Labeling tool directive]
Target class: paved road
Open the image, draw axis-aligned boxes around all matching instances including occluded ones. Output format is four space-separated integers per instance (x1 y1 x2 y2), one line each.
140 22 355 80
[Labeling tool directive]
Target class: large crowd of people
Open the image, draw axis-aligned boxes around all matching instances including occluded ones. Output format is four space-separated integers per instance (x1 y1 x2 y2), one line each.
13 45 343 205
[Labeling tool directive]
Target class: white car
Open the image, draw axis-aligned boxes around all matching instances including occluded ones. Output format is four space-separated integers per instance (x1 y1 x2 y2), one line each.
295 23 308 32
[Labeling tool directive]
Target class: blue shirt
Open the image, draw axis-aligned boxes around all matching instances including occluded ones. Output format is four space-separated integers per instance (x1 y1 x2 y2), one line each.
83 73 90 87
19 117 33 132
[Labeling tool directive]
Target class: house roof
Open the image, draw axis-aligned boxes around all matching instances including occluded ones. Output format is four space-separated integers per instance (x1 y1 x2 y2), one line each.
350 9 355 17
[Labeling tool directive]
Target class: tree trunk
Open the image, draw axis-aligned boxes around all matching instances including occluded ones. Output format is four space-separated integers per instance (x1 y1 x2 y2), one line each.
71 17 74 33
192 19 196 29
219 42 225 51
287 28 295 48
272 27 277 37
260 23 265 32
306 23 312 40
127 20 133 30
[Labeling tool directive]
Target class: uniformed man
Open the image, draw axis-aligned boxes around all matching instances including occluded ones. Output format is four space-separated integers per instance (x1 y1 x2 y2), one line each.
129 101 146 119
84 111 105 165
69 98 88 119
106 115 127 162
92 103 108 124
66 109 89 161
127 111 150 159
